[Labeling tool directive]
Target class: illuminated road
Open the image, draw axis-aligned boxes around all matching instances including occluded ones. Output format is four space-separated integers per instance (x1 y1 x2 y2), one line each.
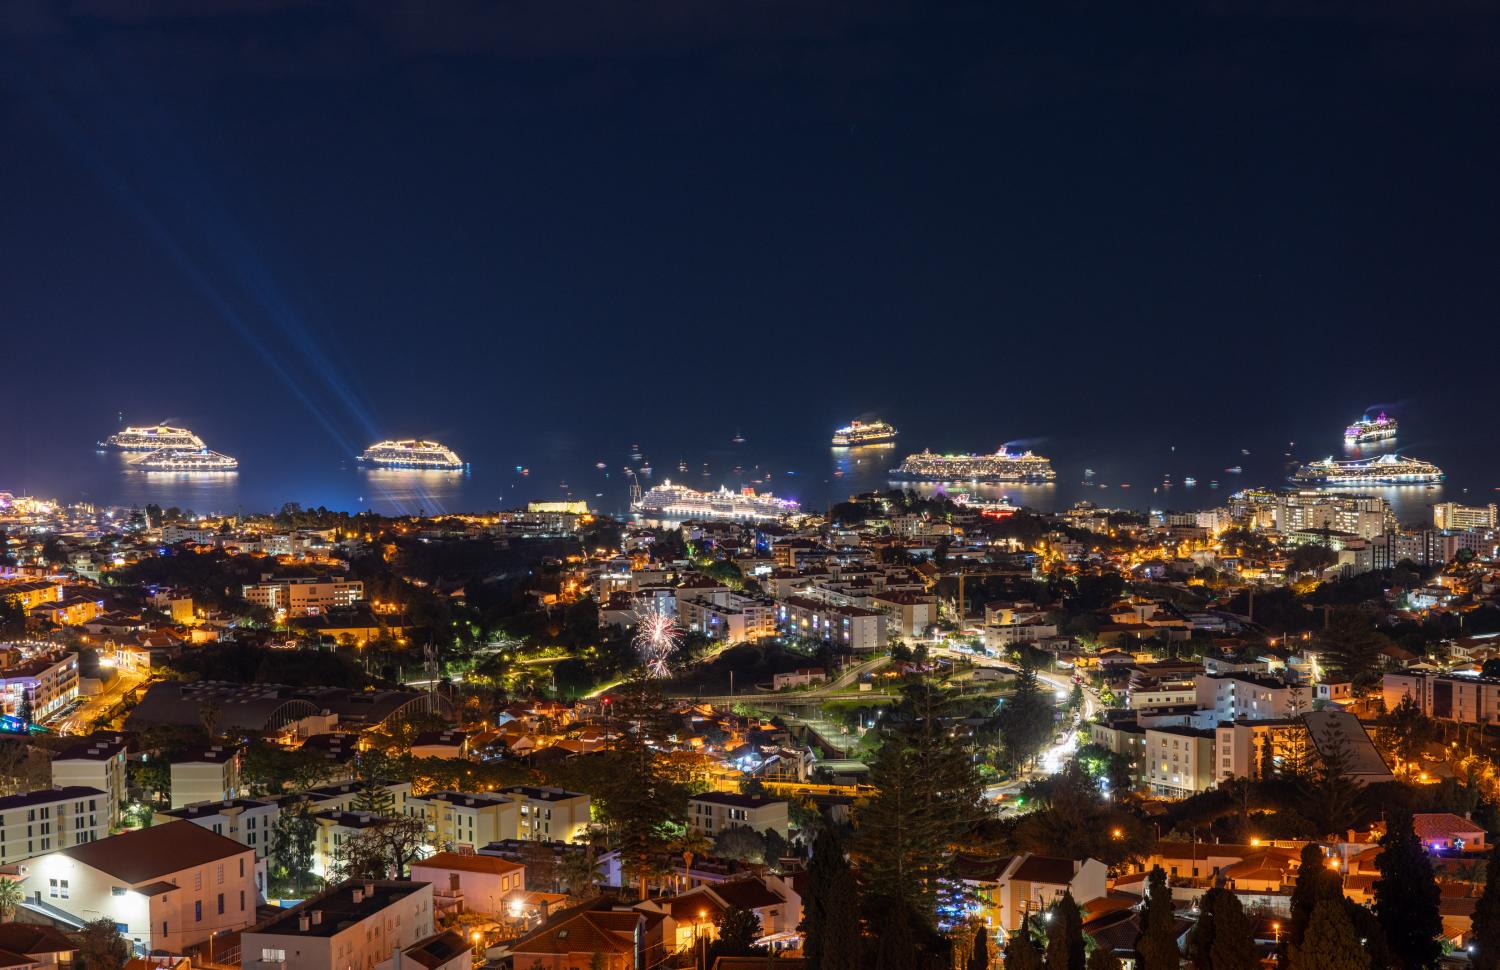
56 668 150 734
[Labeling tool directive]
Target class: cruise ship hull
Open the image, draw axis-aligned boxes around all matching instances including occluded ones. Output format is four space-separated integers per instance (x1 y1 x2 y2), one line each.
832 432 897 446
1291 453 1442 486
357 456 465 471
633 482 797 521
889 470 1053 483
1344 427 1398 444
1290 471 1442 486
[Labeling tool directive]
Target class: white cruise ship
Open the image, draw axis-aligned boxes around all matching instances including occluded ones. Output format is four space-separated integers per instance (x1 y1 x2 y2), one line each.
831 419 898 446
129 448 239 471
358 439 465 470
891 447 1056 483
1344 412 1398 443
633 480 799 521
102 424 206 451
1291 453 1443 486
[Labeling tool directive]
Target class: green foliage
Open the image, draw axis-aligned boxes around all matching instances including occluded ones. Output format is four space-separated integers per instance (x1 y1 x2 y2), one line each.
1285 843 1342 960
1134 868 1179 970
1044 891 1085 970
1374 812 1443 970
1003 920 1044 970
0 878 21 921
352 782 398 817
999 661 1053 767
713 825 768 864
707 907 763 963
242 740 341 796
1187 887 1258 970
1316 607 1391 687
271 803 318 889
1084 949 1121 970
73 919 130 970
967 925 989 970
1288 899 1365 970
1475 842 1500 970
803 828 861 970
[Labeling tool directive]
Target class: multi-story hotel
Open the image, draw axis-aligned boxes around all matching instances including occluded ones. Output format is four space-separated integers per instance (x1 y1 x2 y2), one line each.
776 596 887 652
1433 502 1499 531
241 577 364 616
1274 491 1392 540
0 651 79 720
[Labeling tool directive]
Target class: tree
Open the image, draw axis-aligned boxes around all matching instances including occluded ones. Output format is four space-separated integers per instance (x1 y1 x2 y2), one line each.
967 925 990 970
271 804 318 888
1284 843 1342 963
1134 867 1179 970
73 919 130 970
1317 607 1390 687
854 689 984 929
803 828 861 970
1004 918 1044 970
873 903 917 970
1373 812 1442 970
1045 891 1085 970
558 847 602 898
1288 899 1365 970
0 877 21 921
1188 887 1258 970
352 783 397 818
596 672 689 898
17 692 33 727
714 825 767 864
1000 661 1053 767
1471 842 1500 970
706 907 763 964
1085 949 1121 970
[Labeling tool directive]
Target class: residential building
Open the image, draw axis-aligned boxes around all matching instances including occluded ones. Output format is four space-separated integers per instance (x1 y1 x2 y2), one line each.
686 793 789 840
50 735 129 829
409 730 469 760
509 903 650 970
871 591 938 640
0 787 107 865
156 799 279 875
406 792 518 852
775 597 886 652
643 875 802 952
308 811 388 880
1384 671 1500 723
0 924 78 970
677 593 776 643
1195 673 1303 722
170 748 243 809
771 669 827 691
1144 726 1217 798
408 851 524 916
1434 502 1499 531
240 577 364 616
1275 492 1392 540
381 932 470 970
24 821 260 954
0 652 79 721
240 880 435 970
1412 813 1487 851
495 787 590 843
956 854 1109 934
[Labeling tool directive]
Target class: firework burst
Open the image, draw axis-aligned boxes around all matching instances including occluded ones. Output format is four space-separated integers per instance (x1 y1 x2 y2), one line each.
633 602 681 678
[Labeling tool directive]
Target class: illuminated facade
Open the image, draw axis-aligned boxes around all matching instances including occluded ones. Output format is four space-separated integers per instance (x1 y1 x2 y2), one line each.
1274 491 1392 540
1433 502 1498 531
1290 453 1444 486
242 577 364 615
358 439 464 470
890 447 1056 483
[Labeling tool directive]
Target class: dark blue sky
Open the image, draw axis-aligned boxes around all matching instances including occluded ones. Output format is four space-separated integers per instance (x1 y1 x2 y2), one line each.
3 1 1498 476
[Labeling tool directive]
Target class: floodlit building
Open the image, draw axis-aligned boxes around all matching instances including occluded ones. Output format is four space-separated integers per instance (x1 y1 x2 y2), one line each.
495 787 591 843
50 735 129 829
170 747 243 809
686 793 789 840
240 880 437 970
241 577 364 616
0 787 107 865
406 792 518 853
1433 502 1499 531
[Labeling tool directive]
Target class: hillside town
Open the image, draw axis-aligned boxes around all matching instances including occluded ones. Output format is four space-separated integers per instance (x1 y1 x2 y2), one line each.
3 487 1500 970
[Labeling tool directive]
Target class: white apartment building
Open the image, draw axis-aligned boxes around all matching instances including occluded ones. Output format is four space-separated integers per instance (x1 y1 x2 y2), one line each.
241 577 364 616
1434 502 1499 531
495 787 591 843
240 880 436 970
409 852 525 916
0 787 107 866
156 798 280 885
1384 671 1500 724
309 811 389 881
0 652 79 720
1194 674 1302 721
872 591 937 639
1275 492 1391 540
406 792 518 853
776 597 886 652
686 793 789 840
676 593 776 643
171 747 243 809
26 821 260 954
51 735 129 829
1144 727 1218 798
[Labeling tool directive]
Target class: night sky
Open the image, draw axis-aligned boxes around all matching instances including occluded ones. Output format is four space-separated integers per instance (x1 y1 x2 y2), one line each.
3 2 1498 505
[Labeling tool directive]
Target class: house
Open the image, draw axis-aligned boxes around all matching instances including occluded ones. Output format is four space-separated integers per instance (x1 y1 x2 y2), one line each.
380 930 470 970
771 669 827 691
0 924 78 970
240 880 436 970
0 788 107 866
1413 813 1488 852
23 821 260 954
410 731 469 761
408 852 524 917
955 854 1109 934
508 902 653 970
641 875 802 952
50 735 130 829
686 793 789 840
169 748 242 809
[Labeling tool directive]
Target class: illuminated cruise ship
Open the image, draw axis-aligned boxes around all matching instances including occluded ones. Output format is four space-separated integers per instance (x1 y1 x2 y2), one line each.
1344 412 1398 443
891 447 1056 483
358 439 465 470
1291 453 1443 486
102 424 206 451
633 480 799 521
831 419 898 446
129 448 239 471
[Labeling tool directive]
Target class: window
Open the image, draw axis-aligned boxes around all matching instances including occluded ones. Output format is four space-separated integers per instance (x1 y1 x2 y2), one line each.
260 950 286 963
217 893 224 915
49 878 69 899
240 890 246 911
162 922 168 936
194 872 203 891
195 901 202 922
112 887 127 897
217 863 224 884
240 859 245 877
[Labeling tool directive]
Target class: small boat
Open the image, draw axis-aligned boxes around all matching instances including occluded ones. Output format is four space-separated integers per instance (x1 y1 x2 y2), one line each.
1225 466 1243 474
640 464 652 475
595 461 607 469
1184 477 1197 486
732 429 746 444
630 444 644 461
1084 468 1096 478
1241 449 1250 456
1210 480 1219 488
678 459 689 473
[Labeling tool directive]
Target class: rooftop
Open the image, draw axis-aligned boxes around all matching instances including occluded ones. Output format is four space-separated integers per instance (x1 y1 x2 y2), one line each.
0 786 106 812
60 820 249 883
249 880 429 939
411 852 524 876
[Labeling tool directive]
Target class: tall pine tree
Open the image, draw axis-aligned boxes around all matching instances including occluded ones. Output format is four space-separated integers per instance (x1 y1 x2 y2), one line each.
1045 891 1085 970
1135 867 1179 970
1288 899 1365 970
803 828 861 970
1471 841 1500 970
1085 948 1121 970
599 672 689 899
967 926 989 970
1282 843 1341 966
1374 812 1443 970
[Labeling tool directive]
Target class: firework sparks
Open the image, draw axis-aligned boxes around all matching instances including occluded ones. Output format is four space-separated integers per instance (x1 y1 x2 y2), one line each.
633 602 680 678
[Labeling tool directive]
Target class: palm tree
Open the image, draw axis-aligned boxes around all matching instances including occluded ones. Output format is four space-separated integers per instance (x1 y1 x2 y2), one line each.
558 847 603 899
0 877 23 921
